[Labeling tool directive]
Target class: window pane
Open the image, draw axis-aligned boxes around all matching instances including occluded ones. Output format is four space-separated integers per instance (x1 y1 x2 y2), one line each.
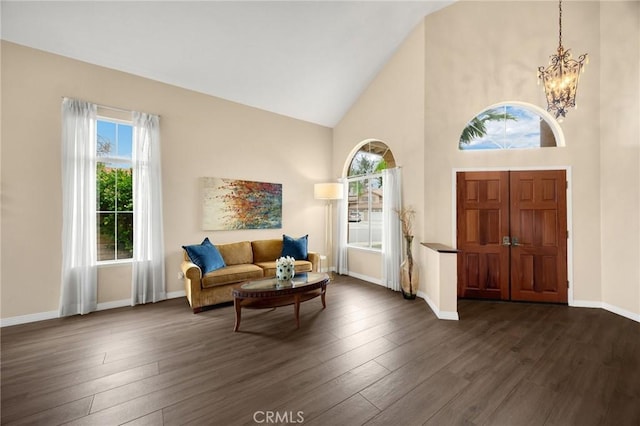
97 162 117 211
97 121 116 157
117 124 133 158
348 180 369 247
459 104 557 150
371 178 383 250
116 168 133 211
117 213 133 259
97 212 116 261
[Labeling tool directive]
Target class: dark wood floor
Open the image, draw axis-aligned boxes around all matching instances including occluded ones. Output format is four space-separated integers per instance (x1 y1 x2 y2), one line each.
2 275 639 426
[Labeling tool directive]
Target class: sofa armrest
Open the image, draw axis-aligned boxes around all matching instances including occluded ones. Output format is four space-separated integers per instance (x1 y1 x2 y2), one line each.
181 260 203 312
307 251 320 273
181 260 202 281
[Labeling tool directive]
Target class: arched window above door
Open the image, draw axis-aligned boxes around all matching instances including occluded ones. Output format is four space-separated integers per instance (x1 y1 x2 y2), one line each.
459 102 564 150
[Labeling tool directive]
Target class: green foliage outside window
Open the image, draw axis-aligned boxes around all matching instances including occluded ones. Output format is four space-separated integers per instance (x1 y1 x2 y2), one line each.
97 163 133 260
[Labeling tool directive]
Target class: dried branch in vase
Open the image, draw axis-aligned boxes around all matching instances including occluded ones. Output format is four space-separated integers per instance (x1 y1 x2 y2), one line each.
394 206 416 238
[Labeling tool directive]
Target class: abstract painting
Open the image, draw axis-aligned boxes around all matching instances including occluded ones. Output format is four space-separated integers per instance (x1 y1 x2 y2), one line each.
201 177 282 230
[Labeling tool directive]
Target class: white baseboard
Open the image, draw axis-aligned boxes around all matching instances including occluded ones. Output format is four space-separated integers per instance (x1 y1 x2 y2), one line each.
167 290 186 299
3 292 634 327
570 299 640 323
97 299 130 311
346 271 383 286
571 299 602 309
0 310 59 328
1 290 188 328
418 291 459 321
96 291 186 312
603 302 640 323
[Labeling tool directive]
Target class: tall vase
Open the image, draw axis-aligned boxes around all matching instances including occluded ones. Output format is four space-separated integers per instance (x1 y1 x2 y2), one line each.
401 235 418 299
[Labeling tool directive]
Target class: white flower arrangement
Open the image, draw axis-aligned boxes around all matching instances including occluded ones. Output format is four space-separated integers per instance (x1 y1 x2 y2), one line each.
276 256 296 281
276 256 296 268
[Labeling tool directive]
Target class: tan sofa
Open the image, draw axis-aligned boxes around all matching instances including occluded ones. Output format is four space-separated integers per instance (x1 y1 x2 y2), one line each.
181 239 319 313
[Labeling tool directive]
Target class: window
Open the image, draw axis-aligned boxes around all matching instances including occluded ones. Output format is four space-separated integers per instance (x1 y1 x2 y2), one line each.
96 119 134 262
346 141 395 250
459 103 561 150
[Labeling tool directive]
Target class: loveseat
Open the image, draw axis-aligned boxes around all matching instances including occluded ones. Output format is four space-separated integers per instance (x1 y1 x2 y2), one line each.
181 237 319 313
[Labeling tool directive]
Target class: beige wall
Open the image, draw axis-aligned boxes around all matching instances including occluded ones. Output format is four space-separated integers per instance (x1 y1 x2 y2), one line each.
599 1 640 317
334 21 426 285
334 1 640 319
1 42 332 320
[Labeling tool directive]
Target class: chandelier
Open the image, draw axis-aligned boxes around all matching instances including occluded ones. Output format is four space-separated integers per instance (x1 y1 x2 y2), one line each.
537 0 588 121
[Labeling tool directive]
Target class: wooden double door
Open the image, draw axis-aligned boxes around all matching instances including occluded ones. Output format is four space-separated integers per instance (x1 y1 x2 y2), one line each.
456 170 568 303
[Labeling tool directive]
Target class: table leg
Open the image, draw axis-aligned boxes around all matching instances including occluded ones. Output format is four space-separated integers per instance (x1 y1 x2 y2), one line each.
234 297 242 332
321 284 327 309
294 294 301 328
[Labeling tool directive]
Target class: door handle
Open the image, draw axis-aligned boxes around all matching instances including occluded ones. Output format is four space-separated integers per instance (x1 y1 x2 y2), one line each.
502 236 511 246
512 236 520 246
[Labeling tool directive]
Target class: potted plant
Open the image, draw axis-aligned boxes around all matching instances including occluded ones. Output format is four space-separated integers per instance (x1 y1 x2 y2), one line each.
396 207 418 299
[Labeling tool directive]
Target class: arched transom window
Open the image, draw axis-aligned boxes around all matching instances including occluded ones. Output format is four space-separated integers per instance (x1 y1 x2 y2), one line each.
459 102 563 150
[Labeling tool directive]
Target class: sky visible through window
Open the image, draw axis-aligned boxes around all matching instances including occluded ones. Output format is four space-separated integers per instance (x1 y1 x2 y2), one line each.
97 120 133 164
459 105 546 150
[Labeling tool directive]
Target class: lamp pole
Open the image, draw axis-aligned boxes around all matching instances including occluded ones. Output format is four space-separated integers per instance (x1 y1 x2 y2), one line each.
314 182 344 275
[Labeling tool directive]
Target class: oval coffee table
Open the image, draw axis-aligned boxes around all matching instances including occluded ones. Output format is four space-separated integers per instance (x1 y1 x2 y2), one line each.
232 272 330 332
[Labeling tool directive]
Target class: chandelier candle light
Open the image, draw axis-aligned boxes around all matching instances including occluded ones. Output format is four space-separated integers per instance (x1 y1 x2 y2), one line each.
537 0 588 121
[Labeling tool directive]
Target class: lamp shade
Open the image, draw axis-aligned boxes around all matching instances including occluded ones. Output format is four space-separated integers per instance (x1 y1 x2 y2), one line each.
314 183 343 200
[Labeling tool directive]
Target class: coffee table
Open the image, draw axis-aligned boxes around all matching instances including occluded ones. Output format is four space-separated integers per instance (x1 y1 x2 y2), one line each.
232 272 330 332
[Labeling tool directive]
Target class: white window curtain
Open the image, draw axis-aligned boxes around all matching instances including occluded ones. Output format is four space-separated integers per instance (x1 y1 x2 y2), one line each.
382 167 403 291
336 178 349 275
60 98 98 316
132 112 166 304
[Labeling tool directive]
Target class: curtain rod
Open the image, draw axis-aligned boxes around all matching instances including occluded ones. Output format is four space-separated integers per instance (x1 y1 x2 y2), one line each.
61 97 160 117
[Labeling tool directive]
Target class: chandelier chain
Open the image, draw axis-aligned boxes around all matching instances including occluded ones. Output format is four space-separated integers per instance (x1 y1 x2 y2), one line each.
558 0 563 49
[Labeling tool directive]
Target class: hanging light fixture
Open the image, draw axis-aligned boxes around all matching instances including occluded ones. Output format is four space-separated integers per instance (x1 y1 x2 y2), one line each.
537 0 588 121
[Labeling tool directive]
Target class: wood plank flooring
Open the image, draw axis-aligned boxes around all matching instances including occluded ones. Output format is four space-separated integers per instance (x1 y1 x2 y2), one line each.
2 275 639 425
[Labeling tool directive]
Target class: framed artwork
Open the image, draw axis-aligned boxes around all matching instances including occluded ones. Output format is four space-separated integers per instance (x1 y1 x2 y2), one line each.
201 177 282 230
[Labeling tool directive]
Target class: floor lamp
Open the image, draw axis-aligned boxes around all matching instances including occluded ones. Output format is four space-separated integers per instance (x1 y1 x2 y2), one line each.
314 182 344 275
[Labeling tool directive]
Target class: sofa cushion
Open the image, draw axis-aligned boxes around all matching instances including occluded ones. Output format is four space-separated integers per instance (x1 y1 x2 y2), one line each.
255 260 313 278
281 234 308 260
201 264 264 288
216 241 253 266
251 239 283 263
182 238 226 274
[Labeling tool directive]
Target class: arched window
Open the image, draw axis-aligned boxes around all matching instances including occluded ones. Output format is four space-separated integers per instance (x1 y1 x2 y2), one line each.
346 141 396 250
459 102 564 150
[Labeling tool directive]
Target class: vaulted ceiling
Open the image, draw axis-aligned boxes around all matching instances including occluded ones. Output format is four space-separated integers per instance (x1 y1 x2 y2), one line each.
1 1 454 127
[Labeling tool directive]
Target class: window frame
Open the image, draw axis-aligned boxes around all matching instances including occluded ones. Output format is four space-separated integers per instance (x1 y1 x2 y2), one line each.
96 116 134 265
458 101 565 151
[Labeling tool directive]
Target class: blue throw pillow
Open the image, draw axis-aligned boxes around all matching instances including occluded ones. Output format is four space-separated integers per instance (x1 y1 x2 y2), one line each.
182 237 226 274
281 234 308 260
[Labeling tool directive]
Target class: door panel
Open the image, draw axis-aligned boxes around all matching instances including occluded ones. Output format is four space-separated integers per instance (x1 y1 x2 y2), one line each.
457 171 510 300
510 170 567 303
457 170 568 304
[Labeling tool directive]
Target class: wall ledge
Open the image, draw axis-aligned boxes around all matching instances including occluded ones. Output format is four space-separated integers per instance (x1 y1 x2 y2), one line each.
421 242 459 253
